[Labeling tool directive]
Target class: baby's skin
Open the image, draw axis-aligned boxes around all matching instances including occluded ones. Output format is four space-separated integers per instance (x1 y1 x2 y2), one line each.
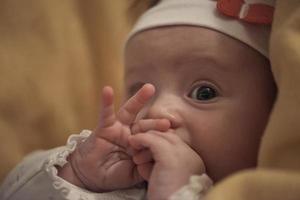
58 26 277 200
58 83 205 200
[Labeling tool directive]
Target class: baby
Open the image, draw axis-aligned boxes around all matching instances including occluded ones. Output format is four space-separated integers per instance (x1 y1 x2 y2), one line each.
0 0 277 200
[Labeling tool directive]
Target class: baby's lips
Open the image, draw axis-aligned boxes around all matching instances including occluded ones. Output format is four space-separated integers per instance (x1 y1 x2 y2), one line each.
217 0 274 25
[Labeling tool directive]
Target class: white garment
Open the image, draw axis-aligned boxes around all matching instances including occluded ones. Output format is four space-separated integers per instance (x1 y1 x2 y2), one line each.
0 130 212 200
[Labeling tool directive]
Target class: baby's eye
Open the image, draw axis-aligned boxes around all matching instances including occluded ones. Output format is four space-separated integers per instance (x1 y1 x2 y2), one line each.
188 85 218 101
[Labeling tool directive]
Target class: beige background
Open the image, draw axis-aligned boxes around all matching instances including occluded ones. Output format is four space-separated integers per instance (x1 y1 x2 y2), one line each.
2 1 300 199
0 0 133 181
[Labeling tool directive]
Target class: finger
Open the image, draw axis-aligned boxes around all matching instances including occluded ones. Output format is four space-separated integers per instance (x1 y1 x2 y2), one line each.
151 131 183 146
99 86 116 128
137 162 153 181
129 132 171 159
131 119 171 134
117 83 155 125
133 149 153 165
132 165 144 183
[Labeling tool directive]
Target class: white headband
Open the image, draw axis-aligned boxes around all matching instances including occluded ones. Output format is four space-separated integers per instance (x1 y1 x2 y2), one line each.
126 0 275 57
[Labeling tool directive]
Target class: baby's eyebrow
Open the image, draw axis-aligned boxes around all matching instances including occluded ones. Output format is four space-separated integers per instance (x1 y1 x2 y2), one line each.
124 53 231 77
172 54 230 73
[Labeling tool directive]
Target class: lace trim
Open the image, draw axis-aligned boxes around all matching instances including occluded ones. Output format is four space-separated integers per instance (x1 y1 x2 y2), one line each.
169 174 213 200
43 129 211 200
43 130 97 199
43 130 146 200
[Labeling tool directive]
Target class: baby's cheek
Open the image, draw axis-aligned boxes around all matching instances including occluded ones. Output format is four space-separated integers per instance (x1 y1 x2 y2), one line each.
184 118 228 180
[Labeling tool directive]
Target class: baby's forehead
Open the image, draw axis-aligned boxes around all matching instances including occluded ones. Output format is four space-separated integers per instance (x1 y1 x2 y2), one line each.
125 26 260 75
126 26 255 56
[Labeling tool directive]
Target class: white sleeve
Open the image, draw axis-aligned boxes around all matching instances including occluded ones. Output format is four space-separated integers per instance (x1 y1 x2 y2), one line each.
169 174 213 200
0 130 146 200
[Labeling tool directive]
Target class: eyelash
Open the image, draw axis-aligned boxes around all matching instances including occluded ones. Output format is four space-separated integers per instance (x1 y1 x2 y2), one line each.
187 82 219 102
127 81 220 102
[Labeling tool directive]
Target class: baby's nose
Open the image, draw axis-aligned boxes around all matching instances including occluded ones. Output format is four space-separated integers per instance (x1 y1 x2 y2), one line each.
145 99 182 129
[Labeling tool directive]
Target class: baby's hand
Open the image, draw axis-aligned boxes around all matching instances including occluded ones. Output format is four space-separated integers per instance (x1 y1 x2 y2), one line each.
58 84 155 192
131 118 171 180
129 128 205 200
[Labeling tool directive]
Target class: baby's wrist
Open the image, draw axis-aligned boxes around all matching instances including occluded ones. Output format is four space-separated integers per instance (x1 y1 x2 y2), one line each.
57 154 86 189
60 149 109 192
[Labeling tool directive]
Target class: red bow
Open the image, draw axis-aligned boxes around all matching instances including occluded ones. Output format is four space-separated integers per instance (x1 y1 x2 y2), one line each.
216 0 274 25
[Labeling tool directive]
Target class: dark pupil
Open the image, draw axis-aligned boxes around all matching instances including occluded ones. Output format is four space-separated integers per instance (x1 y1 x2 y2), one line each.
197 87 216 100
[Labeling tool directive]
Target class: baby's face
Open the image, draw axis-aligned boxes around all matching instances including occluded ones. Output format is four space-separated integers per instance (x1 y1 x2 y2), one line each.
124 26 276 181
